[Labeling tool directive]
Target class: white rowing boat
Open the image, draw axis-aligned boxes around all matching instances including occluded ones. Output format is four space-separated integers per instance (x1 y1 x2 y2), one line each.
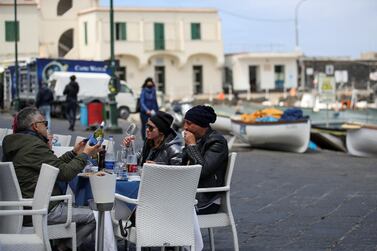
344 123 377 157
230 119 311 153
212 114 232 134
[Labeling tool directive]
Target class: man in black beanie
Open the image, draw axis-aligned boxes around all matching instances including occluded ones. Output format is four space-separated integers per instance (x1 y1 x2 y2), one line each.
182 105 228 214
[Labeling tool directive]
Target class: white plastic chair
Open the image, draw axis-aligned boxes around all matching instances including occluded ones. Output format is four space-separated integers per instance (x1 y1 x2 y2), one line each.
0 162 77 251
0 163 59 251
0 162 23 234
114 163 202 251
51 146 74 157
0 128 12 147
197 152 239 251
52 134 72 147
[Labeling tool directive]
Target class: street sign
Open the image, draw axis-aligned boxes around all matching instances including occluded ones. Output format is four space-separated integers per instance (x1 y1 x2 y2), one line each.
335 70 348 83
318 73 336 103
325 65 334 75
370 72 377 81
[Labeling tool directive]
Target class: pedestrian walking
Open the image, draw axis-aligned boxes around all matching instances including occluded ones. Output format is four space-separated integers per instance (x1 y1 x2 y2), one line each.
63 75 79 131
139 77 159 140
36 82 54 131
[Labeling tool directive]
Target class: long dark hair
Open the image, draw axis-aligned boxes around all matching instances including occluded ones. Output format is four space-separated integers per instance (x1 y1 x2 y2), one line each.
142 77 155 88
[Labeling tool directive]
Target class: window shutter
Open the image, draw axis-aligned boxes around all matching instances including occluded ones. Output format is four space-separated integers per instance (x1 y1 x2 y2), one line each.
5 21 19 42
191 23 201 40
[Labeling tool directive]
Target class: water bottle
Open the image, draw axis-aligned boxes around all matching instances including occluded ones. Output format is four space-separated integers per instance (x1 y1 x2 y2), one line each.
104 136 116 170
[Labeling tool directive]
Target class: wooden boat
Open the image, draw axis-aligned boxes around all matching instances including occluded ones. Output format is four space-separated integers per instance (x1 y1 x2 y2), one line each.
311 123 347 152
230 118 311 153
212 114 232 134
343 123 377 157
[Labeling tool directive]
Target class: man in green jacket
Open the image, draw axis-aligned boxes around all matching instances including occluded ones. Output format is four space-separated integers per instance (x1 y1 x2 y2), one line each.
2 106 101 250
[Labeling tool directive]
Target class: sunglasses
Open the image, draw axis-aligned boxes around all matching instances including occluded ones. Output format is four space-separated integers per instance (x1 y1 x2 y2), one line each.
33 120 48 127
146 124 156 131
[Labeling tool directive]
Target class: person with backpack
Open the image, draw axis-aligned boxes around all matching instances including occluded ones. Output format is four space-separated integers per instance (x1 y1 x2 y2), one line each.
36 82 54 131
63 75 79 131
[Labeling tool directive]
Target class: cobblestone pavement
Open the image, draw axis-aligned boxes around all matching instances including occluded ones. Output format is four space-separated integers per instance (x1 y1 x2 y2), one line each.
1 112 376 251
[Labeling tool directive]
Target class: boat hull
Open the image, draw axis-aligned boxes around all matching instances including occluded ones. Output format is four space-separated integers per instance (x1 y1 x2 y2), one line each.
212 115 232 134
346 127 377 157
231 119 311 153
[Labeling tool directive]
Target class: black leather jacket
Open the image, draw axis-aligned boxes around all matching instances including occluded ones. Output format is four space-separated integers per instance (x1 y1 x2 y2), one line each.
182 127 229 209
139 129 183 165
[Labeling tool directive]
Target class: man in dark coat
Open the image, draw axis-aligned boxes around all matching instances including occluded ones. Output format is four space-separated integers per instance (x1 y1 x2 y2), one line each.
182 105 228 214
2 106 101 250
36 82 54 130
63 75 79 131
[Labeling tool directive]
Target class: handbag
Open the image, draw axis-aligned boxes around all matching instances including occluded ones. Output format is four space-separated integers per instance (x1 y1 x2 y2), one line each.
119 208 136 238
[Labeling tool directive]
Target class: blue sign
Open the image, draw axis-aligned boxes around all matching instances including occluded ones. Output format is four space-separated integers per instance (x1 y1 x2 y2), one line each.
36 58 111 83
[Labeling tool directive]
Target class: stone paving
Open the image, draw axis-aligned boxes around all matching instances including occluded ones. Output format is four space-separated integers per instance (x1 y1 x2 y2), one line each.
1 112 377 250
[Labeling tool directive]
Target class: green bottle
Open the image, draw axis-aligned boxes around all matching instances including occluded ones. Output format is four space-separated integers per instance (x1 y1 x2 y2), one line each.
89 121 104 146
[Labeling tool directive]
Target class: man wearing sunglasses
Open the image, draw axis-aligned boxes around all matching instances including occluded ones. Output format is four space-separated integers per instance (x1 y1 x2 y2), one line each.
2 106 101 250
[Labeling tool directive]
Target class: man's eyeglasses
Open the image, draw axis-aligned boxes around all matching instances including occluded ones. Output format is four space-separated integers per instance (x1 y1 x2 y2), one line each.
146 124 156 131
33 120 48 127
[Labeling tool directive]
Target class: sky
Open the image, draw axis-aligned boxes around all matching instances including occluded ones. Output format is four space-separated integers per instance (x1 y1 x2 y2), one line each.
100 0 377 59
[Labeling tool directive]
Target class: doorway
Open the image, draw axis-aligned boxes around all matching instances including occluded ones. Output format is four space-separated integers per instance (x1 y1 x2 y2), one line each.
274 65 285 90
155 66 165 93
249 66 258 92
193 65 203 94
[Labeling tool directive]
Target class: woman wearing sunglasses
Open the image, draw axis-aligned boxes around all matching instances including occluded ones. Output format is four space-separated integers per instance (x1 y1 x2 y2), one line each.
123 111 183 165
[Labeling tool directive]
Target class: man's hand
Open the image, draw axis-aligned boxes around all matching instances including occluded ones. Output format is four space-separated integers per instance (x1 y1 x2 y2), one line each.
82 142 102 156
47 134 53 149
184 130 196 145
73 140 87 155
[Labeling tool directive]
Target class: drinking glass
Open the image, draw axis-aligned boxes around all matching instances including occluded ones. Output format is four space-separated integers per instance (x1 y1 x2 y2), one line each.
116 150 127 180
121 123 137 149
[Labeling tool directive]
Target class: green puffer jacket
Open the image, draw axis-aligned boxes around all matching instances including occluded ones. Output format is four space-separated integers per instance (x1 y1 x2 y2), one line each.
2 132 88 210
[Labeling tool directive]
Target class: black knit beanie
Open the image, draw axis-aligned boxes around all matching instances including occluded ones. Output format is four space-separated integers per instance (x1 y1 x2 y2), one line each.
150 111 174 136
184 105 217 128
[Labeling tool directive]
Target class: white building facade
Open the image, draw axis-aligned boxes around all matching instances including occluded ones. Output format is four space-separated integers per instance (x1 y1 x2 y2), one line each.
225 52 302 92
0 0 224 101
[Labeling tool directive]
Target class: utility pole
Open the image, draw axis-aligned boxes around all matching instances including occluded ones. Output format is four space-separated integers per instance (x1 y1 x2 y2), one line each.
106 0 122 133
14 0 19 111
295 0 308 51
294 0 308 90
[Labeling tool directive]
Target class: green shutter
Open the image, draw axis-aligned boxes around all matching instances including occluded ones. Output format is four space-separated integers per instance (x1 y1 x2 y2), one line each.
154 23 165 50
84 22 88 45
5 21 19 42
122 23 127 40
115 22 127 41
191 23 201 40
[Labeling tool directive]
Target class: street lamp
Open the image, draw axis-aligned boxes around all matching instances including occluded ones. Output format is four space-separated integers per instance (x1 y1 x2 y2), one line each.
294 0 309 90
294 0 308 51
106 0 122 133
14 0 19 111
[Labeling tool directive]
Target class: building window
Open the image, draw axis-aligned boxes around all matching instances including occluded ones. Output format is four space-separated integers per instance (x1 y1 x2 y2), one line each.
116 66 126 81
5 21 19 42
58 28 74 57
84 22 88 45
115 22 127 41
274 65 285 90
193 65 203 94
191 23 201 40
155 66 165 93
57 0 72 16
154 23 165 50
